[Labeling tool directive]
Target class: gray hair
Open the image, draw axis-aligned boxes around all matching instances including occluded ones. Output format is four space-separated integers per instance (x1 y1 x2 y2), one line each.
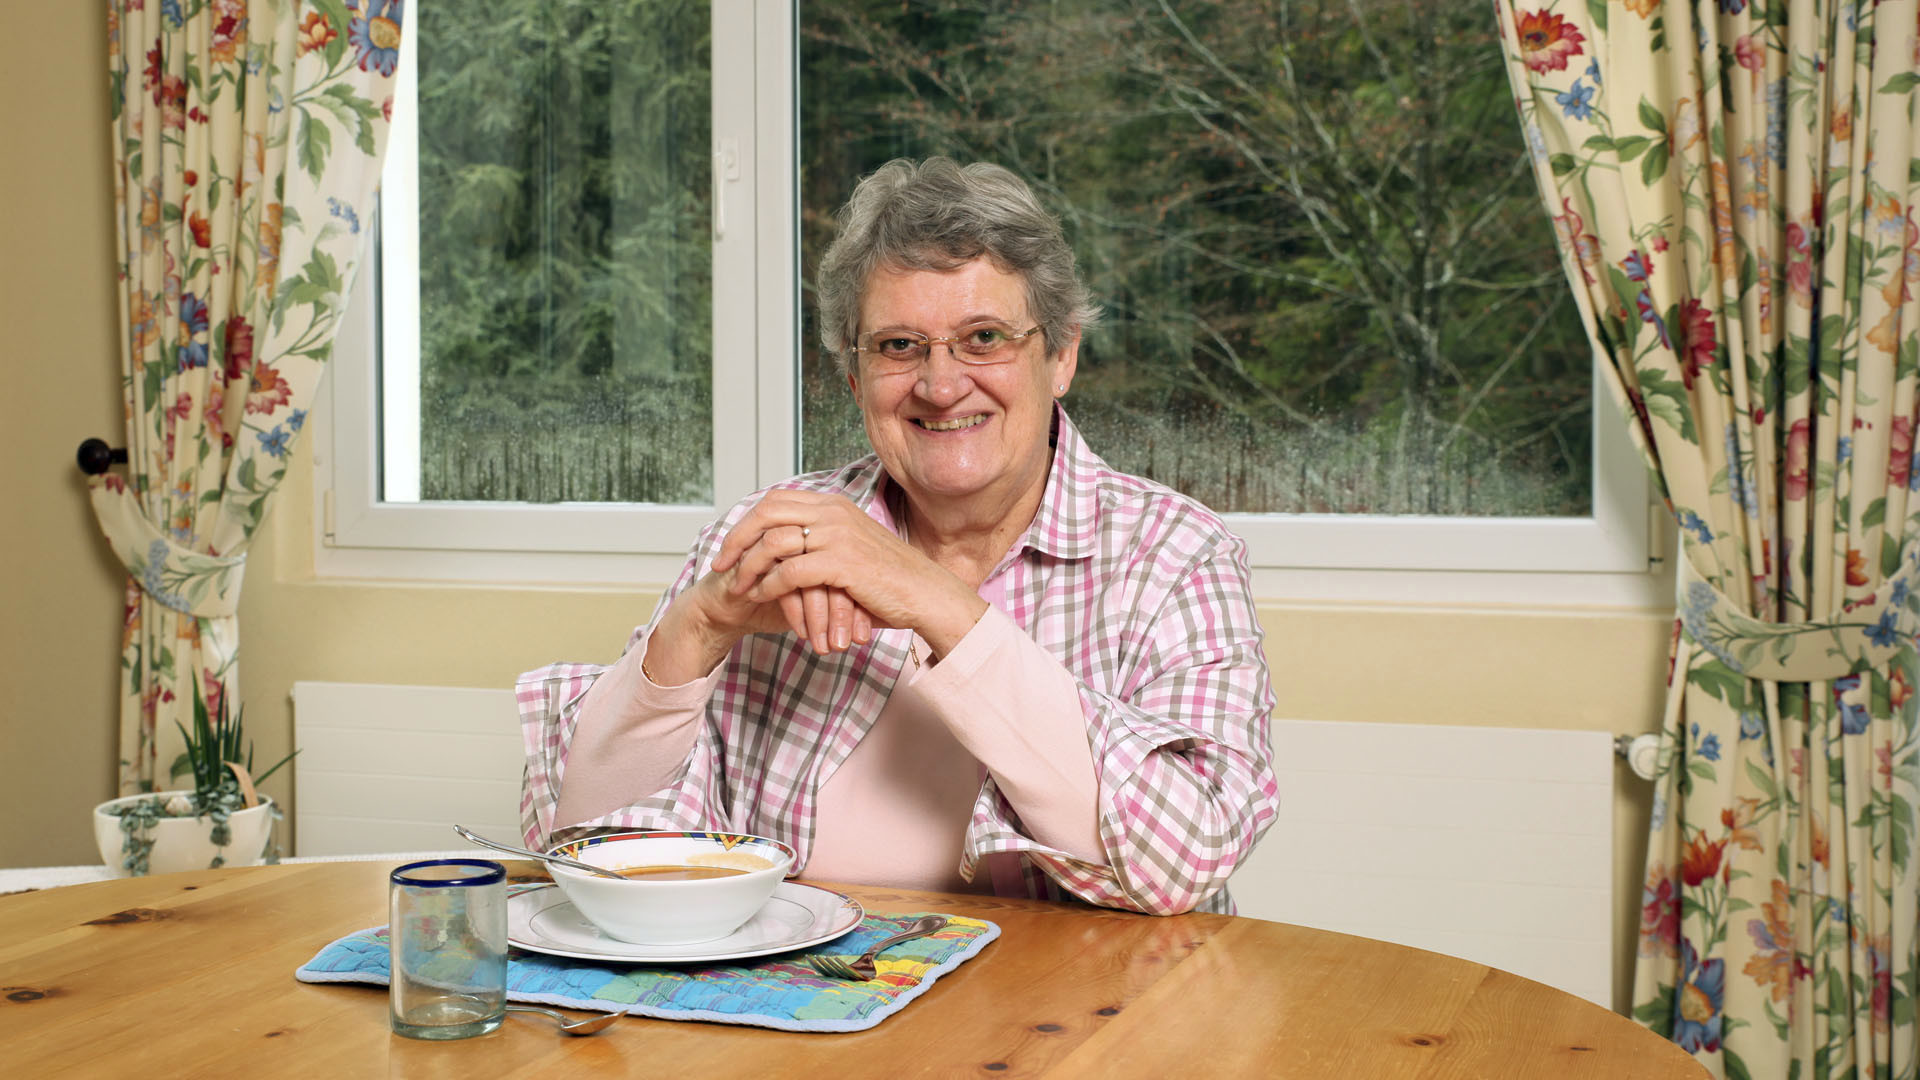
817 157 1102 374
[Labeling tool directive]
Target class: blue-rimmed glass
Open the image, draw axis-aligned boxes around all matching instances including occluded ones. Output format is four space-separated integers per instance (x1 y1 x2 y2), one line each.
388 859 508 1040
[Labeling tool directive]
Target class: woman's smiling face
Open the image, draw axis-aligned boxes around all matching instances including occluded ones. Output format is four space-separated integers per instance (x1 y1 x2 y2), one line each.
850 258 1077 525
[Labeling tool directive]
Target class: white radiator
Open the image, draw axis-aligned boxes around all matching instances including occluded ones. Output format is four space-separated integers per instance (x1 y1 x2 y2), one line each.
289 684 1614 1006
1232 719 1614 1007
291 681 522 856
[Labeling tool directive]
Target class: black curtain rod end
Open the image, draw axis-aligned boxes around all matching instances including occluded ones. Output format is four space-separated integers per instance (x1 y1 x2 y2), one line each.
77 438 128 476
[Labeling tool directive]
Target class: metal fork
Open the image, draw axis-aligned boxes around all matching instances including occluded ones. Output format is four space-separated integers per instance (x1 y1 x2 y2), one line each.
805 914 950 980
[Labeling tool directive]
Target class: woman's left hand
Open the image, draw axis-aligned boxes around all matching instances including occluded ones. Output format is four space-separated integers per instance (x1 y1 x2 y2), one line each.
710 490 987 658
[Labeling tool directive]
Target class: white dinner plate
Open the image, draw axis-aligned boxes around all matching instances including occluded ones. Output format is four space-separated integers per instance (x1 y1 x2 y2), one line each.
507 881 865 964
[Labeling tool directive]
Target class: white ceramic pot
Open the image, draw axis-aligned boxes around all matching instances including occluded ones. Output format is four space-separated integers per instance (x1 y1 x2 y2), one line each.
92 791 277 877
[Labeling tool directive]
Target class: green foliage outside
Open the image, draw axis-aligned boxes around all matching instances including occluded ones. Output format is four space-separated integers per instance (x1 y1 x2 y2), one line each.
412 0 713 504
412 0 1591 516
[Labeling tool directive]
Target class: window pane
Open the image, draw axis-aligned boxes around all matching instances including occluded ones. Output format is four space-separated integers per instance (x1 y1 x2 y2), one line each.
402 1 712 505
799 0 1590 517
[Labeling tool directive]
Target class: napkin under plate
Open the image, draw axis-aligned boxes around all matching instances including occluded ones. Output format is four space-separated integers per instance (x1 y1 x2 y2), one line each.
295 905 999 1033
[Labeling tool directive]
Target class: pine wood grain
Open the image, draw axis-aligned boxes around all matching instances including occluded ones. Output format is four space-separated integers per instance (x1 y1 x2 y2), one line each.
1044 918 1707 1079
0 862 1706 1079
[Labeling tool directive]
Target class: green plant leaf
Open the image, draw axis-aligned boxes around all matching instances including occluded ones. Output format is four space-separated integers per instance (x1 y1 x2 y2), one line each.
323 83 384 155
1893 980 1917 1027
1893 794 1913 870
311 0 354 66
1641 142 1670 186
254 748 301 786
1635 367 1699 444
297 112 333 182
143 361 166 413
1634 983 1676 1036
1689 662 1751 708
1613 135 1654 161
1639 99 1668 135
1863 496 1886 530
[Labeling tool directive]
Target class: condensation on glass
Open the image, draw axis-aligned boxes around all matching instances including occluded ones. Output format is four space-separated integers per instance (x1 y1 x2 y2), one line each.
798 0 1593 518
393 1 1592 520
400 1 713 505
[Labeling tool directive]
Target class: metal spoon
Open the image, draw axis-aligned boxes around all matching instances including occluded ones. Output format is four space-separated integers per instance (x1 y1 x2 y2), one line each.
452 824 629 881
505 1004 621 1036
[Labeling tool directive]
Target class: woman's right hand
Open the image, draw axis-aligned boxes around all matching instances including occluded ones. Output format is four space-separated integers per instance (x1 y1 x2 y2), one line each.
640 565 871 685
704 501 879 658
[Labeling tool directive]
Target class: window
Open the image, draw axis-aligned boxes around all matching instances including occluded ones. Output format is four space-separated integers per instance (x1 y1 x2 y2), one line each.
323 0 786 578
321 1 1652 597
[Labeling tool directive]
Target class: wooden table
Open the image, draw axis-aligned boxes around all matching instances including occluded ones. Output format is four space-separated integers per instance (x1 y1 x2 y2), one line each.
0 861 1705 1079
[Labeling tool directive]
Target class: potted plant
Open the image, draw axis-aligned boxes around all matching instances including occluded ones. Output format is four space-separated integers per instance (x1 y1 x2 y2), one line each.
92 684 298 876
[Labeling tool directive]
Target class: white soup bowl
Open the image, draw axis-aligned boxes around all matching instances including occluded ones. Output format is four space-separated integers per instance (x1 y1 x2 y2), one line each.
546 830 794 945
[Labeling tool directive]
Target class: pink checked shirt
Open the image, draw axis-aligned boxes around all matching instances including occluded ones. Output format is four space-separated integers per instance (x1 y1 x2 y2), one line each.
517 408 1278 915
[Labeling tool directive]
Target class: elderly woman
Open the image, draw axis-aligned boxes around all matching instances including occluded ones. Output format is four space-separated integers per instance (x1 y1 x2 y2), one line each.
519 158 1276 915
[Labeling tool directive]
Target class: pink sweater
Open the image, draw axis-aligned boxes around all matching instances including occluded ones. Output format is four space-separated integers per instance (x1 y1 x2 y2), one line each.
554 581 1103 893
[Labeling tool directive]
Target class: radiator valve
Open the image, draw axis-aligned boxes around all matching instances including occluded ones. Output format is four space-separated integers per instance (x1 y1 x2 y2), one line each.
1613 733 1660 780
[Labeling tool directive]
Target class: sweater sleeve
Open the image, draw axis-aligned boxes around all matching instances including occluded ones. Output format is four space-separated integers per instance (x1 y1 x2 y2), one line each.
518 521 718 850
548 627 715 833
942 534 1278 916
908 605 1104 862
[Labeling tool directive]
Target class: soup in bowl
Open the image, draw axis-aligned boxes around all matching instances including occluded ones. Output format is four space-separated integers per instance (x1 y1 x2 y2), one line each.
545 831 795 945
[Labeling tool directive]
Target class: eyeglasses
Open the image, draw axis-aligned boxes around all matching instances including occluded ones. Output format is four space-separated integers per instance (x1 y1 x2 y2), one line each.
852 323 1043 371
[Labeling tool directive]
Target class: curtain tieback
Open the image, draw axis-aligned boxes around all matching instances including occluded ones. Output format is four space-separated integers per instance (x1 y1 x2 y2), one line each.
86 477 247 618
1676 538 1919 681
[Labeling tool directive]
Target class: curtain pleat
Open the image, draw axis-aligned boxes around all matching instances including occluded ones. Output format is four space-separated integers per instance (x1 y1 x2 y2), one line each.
1498 0 1920 1075
93 0 404 794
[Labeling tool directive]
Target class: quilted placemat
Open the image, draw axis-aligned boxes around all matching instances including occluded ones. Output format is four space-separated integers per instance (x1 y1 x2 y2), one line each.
296 906 999 1033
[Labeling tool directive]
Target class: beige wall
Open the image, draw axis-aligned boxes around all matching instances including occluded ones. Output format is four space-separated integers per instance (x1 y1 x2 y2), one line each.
3 4 128 872
4 3 1672 1013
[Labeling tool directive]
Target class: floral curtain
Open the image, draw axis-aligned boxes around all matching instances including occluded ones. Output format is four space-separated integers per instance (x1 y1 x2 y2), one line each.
92 0 404 794
1497 0 1920 1076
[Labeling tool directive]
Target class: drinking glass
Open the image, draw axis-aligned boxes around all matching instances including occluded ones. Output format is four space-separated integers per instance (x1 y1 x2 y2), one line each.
388 859 508 1040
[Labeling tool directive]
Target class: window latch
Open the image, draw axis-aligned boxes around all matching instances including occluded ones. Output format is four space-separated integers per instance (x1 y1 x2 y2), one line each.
712 138 740 240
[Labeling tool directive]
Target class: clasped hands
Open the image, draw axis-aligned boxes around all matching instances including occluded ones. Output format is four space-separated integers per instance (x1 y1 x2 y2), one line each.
649 491 987 684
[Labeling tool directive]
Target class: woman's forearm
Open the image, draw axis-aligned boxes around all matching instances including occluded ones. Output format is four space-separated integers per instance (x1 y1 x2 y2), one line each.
551 632 709 829
914 606 1104 862
640 582 744 685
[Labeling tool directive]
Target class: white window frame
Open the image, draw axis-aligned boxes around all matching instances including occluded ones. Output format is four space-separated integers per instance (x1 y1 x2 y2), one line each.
314 0 1662 607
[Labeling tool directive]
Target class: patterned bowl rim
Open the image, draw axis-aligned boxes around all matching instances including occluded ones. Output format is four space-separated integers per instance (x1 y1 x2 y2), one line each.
550 830 796 871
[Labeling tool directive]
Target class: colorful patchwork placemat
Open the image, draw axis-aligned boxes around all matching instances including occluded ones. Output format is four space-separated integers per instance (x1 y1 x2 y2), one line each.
295 907 999 1033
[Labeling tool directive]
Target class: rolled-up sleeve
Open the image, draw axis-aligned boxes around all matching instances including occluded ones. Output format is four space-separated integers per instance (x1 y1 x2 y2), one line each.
959 532 1278 915
517 525 717 850
516 658 611 850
